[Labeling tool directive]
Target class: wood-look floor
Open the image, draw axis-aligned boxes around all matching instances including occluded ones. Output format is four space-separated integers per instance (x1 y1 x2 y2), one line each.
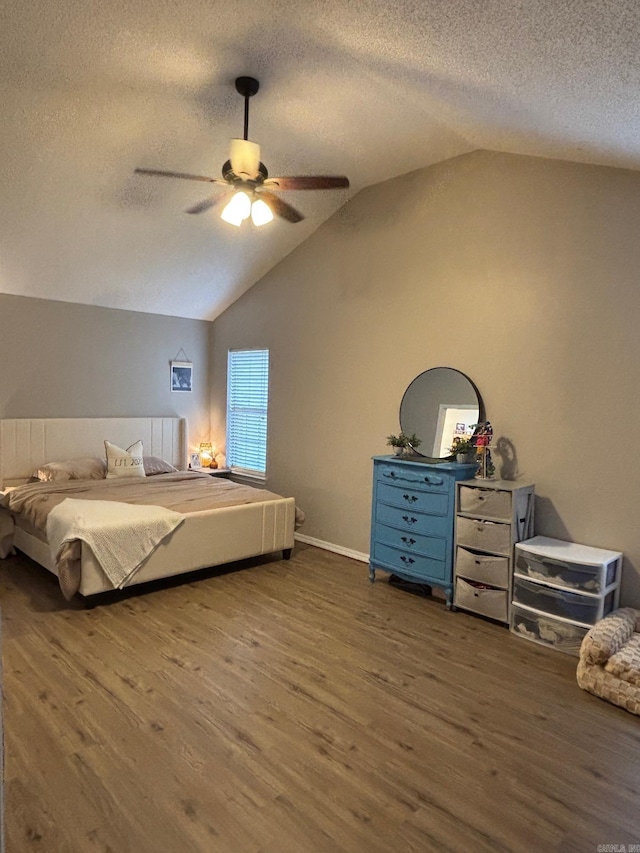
1 544 639 853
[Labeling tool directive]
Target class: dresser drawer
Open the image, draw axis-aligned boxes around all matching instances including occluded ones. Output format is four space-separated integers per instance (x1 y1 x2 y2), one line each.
376 524 447 561
377 482 449 516
455 578 508 622
376 462 449 494
512 577 615 626
375 502 449 538
372 542 447 582
455 546 510 587
456 516 511 554
458 486 511 520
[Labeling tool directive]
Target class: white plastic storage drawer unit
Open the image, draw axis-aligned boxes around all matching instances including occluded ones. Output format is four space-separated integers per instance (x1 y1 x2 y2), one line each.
511 536 622 655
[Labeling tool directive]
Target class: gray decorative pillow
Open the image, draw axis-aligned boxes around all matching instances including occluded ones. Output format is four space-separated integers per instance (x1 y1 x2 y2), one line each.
143 456 178 476
105 440 145 479
34 456 107 482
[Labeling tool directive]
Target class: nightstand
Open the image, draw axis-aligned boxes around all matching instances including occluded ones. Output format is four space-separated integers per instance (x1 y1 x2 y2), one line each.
191 467 232 478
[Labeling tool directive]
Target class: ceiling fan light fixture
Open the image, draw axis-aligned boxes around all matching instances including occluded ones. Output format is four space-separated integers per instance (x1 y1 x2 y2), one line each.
251 198 274 226
220 190 251 226
135 76 348 226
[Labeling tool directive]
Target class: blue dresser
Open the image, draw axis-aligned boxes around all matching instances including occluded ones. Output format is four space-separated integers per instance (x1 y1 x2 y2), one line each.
370 456 477 607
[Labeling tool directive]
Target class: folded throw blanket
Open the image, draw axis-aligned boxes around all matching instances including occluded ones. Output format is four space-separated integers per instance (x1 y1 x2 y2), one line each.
46 498 184 593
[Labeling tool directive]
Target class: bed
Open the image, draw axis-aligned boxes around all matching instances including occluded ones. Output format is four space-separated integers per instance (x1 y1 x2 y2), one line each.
0 417 296 600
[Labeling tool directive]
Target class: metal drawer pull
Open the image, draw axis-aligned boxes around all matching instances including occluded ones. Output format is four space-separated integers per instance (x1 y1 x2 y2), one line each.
402 516 418 525
403 494 418 503
423 476 444 485
401 537 416 546
400 556 415 565
383 471 444 486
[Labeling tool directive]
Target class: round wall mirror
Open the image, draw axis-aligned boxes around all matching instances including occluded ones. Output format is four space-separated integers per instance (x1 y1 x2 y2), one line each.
399 367 484 459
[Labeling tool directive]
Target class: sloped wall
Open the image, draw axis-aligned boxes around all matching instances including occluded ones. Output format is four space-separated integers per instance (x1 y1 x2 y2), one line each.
211 150 640 605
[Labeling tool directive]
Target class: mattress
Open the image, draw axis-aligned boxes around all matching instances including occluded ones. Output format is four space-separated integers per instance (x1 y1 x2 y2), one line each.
1 471 301 598
1 471 291 530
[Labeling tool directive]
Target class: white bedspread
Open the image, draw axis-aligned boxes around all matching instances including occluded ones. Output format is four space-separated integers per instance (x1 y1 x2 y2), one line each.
46 498 184 590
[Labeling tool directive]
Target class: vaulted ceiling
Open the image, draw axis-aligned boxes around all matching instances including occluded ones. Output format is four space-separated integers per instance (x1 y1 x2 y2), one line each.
3 0 640 320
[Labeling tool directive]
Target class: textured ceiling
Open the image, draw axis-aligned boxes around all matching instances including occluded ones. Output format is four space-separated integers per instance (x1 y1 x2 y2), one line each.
3 0 640 320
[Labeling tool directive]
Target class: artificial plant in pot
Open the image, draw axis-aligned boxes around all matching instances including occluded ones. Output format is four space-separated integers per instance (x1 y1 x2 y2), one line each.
450 437 476 463
387 432 422 456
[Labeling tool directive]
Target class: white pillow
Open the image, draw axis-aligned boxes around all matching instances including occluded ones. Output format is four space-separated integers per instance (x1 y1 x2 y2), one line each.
105 440 145 479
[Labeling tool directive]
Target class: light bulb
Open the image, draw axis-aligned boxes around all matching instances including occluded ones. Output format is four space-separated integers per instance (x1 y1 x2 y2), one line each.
251 198 274 226
221 191 251 226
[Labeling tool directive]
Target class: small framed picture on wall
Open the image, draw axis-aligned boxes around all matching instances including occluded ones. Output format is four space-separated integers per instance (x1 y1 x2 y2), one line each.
189 452 201 469
171 361 193 392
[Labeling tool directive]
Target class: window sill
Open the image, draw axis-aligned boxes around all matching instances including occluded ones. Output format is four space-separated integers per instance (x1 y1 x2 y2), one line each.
230 468 267 483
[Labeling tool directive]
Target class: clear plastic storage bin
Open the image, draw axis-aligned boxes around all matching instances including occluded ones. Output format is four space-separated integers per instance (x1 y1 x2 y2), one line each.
510 604 588 656
512 576 615 626
515 537 621 595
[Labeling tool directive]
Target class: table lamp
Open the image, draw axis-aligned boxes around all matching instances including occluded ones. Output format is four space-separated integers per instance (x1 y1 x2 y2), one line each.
199 442 215 468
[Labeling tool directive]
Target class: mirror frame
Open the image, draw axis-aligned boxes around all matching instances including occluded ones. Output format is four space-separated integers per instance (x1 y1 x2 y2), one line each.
399 367 485 460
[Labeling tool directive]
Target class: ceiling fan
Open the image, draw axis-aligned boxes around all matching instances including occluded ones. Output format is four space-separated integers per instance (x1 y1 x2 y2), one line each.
134 76 350 226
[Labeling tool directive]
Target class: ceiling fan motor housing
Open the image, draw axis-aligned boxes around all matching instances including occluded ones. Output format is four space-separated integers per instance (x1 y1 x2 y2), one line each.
235 76 260 98
222 159 268 183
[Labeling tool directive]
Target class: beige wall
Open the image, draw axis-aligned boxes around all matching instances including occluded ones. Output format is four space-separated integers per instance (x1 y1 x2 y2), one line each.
0 294 211 449
210 150 640 606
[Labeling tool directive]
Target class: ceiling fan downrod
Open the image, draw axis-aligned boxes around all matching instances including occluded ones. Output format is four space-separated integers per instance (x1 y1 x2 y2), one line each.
234 76 260 141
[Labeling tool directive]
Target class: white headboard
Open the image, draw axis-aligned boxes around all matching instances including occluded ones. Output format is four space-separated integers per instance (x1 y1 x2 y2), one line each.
0 418 187 488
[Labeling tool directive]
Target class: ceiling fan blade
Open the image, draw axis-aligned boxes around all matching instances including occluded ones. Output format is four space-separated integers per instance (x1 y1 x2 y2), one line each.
263 176 350 191
185 195 225 215
135 167 225 184
259 191 304 223
230 139 261 179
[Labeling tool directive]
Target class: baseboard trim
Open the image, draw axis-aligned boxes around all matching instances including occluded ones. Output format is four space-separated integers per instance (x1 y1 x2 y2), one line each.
294 533 369 564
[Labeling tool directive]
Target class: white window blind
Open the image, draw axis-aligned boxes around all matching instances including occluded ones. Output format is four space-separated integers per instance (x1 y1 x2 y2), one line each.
226 348 269 478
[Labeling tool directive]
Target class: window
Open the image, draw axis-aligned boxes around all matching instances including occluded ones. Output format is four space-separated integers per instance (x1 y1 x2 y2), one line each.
226 348 269 478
